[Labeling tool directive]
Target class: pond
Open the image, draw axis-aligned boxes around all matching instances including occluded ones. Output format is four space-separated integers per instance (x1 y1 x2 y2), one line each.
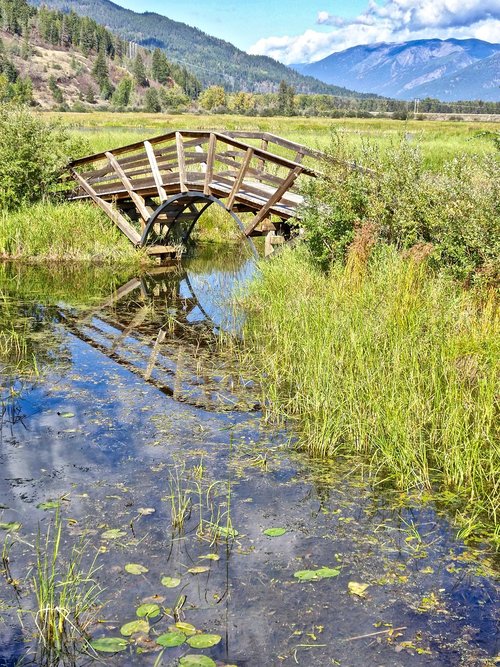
0 246 498 667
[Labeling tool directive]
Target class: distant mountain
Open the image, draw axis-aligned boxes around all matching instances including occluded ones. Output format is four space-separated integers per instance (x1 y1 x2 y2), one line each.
293 39 500 101
26 0 367 97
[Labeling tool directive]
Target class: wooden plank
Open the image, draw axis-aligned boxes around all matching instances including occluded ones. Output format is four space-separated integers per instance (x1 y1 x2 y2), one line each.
144 141 168 202
204 133 217 195
105 151 150 224
245 166 303 236
176 132 188 193
70 169 141 245
226 147 254 210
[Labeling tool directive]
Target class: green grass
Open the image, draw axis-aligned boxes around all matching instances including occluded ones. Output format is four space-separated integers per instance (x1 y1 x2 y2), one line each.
239 246 499 544
46 111 500 170
0 200 147 263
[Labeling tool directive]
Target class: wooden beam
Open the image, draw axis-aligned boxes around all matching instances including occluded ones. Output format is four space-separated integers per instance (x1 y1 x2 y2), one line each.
70 169 141 245
105 151 150 224
204 133 216 195
244 166 303 236
176 132 188 193
226 147 253 210
144 141 167 202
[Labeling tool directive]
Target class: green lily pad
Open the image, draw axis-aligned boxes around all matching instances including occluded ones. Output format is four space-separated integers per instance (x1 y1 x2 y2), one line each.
37 501 60 510
175 622 196 636
187 566 209 574
199 553 220 561
263 527 287 537
136 603 160 618
215 525 238 538
186 634 221 649
90 637 128 653
60 412 75 418
125 563 148 575
101 529 127 540
0 522 21 532
179 656 216 667
294 566 340 581
120 619 149 636
156 631 186 647
161 576 181 588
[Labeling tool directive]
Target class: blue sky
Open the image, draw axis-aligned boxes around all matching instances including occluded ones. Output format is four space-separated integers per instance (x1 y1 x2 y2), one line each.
115 0 500 63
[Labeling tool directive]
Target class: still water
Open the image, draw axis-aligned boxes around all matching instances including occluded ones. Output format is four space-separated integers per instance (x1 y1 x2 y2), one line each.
0 247 498 666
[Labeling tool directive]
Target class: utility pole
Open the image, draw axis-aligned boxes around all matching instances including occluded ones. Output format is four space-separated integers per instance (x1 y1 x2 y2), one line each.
414 98 419 115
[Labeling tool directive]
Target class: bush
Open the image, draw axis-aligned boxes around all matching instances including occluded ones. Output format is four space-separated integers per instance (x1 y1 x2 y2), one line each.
301 131 500 283
0 104 87 210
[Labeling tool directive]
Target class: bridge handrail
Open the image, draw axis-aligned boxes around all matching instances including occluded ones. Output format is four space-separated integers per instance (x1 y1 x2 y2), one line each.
68 130 320 177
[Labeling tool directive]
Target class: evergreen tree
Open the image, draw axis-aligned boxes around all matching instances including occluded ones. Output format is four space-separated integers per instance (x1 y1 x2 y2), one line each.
144 87 161 112
151 48 170 84
112 76 132 107
133 53 148 87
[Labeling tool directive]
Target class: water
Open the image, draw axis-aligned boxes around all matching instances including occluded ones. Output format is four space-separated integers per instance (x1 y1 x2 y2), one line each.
0 248 498 667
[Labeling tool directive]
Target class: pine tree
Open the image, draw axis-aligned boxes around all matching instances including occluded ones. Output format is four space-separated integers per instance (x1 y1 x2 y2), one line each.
133 53 148 87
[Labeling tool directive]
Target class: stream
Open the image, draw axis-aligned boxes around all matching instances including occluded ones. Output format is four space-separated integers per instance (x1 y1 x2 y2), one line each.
0 246 498 667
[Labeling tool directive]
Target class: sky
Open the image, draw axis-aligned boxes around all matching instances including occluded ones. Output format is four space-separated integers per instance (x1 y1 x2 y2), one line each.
116 0 500 64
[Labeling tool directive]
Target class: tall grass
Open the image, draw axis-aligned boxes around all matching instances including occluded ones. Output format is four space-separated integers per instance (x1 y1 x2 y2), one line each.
0 200 146 263
32 510 102 665
241 246 499 542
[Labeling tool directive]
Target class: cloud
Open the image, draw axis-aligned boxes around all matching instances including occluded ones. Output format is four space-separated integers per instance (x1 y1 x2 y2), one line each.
248 0 500 63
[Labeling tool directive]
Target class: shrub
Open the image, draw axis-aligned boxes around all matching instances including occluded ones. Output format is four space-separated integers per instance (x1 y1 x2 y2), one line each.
0 104 87 210
301 131 500 283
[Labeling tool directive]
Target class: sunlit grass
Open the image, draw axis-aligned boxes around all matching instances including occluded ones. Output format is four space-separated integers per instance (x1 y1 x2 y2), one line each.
240 246 499 544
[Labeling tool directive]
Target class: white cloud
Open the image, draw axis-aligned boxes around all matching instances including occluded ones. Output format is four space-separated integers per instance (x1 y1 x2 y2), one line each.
248 0 500 63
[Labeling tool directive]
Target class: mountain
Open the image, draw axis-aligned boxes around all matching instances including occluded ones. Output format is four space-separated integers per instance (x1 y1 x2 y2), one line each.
293 39 500 101
26 0 366 97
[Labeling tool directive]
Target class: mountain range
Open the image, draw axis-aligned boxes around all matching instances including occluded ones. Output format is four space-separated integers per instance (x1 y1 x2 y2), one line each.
26 0 366 97
293 39 500 102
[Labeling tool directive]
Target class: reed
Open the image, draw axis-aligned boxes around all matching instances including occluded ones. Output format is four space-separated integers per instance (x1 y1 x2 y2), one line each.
241 246 499 543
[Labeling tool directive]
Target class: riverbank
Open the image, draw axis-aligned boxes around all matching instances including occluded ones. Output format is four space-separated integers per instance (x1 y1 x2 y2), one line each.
239 246 499 546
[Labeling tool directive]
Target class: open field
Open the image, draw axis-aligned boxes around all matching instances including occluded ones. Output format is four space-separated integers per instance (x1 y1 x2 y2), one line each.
47 111 499 169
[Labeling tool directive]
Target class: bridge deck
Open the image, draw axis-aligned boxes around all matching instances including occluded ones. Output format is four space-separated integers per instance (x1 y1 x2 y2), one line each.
67 130 327 256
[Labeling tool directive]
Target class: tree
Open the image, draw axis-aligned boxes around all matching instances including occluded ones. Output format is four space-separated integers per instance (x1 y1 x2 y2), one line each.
151 48 170 84
199 85 226 111
278 80 295 115
92 49 108 87
144 87 161 112
112 76 133 108
133 53 148 87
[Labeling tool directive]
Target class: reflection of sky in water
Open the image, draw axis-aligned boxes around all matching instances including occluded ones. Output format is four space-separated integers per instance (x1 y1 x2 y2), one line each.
181 257 257 332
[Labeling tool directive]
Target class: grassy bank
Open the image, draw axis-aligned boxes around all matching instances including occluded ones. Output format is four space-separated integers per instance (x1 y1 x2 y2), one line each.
240 247 499 544
0 200 146 264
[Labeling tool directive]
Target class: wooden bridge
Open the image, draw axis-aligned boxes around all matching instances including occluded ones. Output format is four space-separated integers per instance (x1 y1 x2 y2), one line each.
67 130 326 259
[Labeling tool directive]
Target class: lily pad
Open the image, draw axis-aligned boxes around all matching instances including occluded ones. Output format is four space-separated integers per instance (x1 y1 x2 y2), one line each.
90 637 128 653
199 553 219 561
186 634 221 649
136 603 160 618
156 631 186 647
0 522 21 532
37 501 60 510
60 412 75 418
294 566 340 582
101 529 126 540
175 622 196 636
187 566 209 575
120 620 149 636
161 576 181 588
263 527 287 537
125 563 148 575
179 656 216 667
138 507 156 516
215 525 238 538
348 581 369 597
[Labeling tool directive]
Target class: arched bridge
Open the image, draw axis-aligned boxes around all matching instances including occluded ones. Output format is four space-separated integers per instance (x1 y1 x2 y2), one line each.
67 130 327 259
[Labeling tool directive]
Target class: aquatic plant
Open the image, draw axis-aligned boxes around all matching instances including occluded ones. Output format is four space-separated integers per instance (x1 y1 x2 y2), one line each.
31 509 103 665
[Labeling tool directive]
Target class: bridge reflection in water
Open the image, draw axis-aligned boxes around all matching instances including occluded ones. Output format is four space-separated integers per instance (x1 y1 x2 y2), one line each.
59 252 259 413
